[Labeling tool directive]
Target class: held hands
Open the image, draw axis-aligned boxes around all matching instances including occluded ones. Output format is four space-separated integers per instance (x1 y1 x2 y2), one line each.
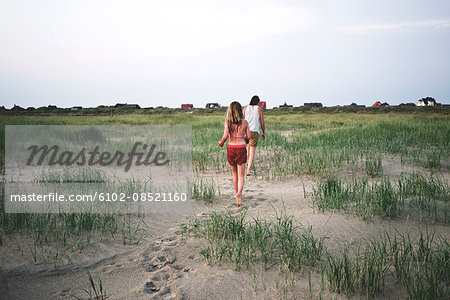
262 133 266 141
218 141 224 147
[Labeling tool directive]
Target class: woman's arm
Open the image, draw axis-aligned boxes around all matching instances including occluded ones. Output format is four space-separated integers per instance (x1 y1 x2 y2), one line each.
245 120 251 140
258 106 265 140
243 106 247 118
218 121 229 147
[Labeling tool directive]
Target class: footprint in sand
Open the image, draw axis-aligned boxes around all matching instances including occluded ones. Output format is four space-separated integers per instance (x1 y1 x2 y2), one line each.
163 240 179 247
158 254 176 264
152 270 170 281
141 229 190 299
171 264 189 272
143 281 159 294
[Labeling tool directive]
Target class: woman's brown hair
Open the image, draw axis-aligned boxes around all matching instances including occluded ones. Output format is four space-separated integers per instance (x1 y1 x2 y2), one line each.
226 101 243 135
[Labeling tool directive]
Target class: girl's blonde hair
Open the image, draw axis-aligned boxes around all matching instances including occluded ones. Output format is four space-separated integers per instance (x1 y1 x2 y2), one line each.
226 101 243 135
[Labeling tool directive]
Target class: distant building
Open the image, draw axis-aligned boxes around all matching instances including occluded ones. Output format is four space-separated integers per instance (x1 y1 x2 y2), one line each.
71 106 82 111
349 102 365 107
11 104 24 111
279 102 293 108
304 102 322 107
206 103 220 109
372 101 389 107
114 103 141 109
418 97 436 106
257 101 267 109
181 104 193 109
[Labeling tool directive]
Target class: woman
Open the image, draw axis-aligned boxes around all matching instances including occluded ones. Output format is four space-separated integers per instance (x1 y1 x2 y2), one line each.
218 101 251 207
243 95 265 176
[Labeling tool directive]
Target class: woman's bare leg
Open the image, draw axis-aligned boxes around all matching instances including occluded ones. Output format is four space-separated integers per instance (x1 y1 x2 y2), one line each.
246 146 256 175
235 164 246 206
232 165 238 194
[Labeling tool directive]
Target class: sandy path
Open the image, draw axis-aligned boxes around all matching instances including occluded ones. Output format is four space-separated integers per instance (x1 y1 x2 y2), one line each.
1 171 449 299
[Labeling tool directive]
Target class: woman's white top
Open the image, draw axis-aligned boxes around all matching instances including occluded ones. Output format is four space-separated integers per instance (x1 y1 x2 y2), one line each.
245 105 260 134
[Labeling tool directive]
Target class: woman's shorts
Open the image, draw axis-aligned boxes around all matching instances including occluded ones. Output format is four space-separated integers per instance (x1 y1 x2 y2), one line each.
227 144 247 166
246 131 259 147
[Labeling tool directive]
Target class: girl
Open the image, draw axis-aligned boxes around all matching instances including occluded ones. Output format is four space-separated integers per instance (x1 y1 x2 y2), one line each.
218 101 251 207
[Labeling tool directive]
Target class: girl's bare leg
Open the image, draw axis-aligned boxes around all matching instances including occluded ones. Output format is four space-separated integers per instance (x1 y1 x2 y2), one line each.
235 164 246 206
246 146 256 175
232 165 238 194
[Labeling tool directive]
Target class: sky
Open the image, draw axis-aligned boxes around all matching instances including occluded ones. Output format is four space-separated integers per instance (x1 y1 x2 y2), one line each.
1 0 449 109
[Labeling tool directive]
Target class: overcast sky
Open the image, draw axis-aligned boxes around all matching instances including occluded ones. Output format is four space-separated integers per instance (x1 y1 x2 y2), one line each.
1 0 449 108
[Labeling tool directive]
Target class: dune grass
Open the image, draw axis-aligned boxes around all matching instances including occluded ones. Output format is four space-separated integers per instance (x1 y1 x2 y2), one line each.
191 209 449 299
72 270 107 300
324 229 449 298
0 111 448 274
312 173 449 222
188 176 220 203
1 111 448 175
191 208 324 272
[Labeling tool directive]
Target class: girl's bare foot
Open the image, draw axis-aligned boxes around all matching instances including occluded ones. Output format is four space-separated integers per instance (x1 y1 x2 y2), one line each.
235 193 242 207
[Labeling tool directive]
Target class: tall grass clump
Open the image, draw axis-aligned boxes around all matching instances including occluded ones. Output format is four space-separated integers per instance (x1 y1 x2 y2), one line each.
189 177 220 203
324 230 449 299
192 208 325 272
312 176 402 219
424 149 442 169
388 229 449 299
310 177 352 211
398 172 449 223
324 243 389 297
72 270 107 300
312 173 448 222
365 155 383 177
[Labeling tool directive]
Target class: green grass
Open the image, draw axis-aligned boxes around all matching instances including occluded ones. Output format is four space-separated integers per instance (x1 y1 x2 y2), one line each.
365 155 383 177
398 172 449 222
0 111 448 280
312 173 449 222
324 229 449 298
1 111 448 176
312 176 402 220
72 270 107 300
0 173 147 265
191 209 449 299
191 208 324 272
189 176 220 203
